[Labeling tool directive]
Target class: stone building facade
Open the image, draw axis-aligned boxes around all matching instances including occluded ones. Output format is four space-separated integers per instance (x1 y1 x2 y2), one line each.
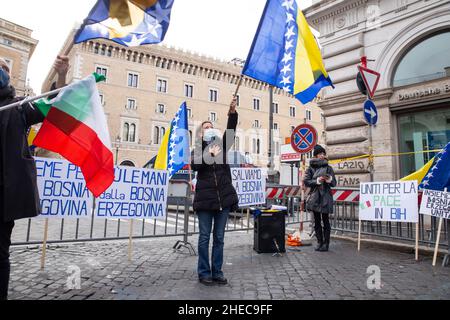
41 30 325 172
305 0 450 186
0 17 38 96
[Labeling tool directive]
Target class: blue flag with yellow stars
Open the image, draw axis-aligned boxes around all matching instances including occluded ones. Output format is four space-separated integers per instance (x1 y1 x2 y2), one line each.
75 0 174 47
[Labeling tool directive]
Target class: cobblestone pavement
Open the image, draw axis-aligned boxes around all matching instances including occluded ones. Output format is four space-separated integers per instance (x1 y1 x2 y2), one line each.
8 232 450 300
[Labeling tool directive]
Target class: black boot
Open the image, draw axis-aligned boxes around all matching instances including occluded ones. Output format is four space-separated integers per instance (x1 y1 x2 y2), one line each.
319 242 329 252
315 241 323 251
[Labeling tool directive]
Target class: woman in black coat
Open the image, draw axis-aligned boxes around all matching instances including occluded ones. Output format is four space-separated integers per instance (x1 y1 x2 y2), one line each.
0 56 68 300
304 145 337 252
191 97 239 286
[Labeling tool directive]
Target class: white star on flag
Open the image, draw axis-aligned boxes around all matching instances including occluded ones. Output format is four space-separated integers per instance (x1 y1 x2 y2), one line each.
152 1 172 24
285 39 294 51
123 34 143 47
422 180 429 187
280 76 291 85
281 64 292 75
281 52 293 64
283 86 291 92
426 172 434 179
147 19 162 38
285 26 296 39
282 0 295 11
286 12 295 23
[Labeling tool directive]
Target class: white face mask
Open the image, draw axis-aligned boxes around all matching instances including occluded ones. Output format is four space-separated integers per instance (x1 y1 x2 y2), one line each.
203 128 221 142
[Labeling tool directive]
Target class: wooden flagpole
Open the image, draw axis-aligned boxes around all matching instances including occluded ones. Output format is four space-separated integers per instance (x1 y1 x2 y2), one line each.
432 217 443 266
40 218 49 270
128 219 134 262
357 218 362 252
415 222 419 261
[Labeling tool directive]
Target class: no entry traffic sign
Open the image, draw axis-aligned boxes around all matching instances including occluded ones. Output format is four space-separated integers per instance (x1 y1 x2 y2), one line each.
290 124 318 154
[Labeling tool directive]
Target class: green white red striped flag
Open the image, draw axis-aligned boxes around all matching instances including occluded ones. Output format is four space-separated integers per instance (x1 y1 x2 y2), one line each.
33 73 114 197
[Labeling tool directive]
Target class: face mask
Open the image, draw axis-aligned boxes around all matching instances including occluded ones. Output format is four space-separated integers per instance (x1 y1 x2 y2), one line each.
0 68 10 89
203 128 221 142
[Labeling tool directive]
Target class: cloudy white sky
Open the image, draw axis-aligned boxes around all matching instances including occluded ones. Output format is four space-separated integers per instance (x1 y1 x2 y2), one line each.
1 0 312 94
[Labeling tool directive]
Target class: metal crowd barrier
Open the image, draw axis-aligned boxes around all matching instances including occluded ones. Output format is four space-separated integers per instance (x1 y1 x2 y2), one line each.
331 187 450 250
11 181 306 247
14 182 446 254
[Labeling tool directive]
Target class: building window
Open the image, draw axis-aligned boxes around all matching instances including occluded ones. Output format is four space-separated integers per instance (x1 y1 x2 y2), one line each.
153 126 166 145
184 84 194 98
96 66 108 78
189 130 193 145
398 108 450 177
99 94 104 106
209 89 218 102
126 98 137 110
393 31 450 87
187 108 192 118
291 126 295 133
253 98 260 111
290 106 296 118
275 142 280 156
306 109 312 121
273 123 279 130
123 122 137 143
154 126 160 145
253 138 261 154
3 39 12 46
157 78 168 93
273 102 279 114
253 120 260 128
235 94 240 107
128 72 139 88
209 112 217 122
234 136 240 151
157 103 166 114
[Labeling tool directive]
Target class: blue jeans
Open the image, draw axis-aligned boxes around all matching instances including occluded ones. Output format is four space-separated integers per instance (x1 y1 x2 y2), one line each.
197 208 230 279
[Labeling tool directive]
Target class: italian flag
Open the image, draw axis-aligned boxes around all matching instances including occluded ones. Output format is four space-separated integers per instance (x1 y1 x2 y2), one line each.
33 73 114 197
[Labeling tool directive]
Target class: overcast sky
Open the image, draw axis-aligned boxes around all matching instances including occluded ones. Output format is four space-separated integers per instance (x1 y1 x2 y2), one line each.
1 0 312 94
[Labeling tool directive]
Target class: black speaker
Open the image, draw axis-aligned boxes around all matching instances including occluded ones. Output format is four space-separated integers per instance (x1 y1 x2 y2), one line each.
253 210 286 254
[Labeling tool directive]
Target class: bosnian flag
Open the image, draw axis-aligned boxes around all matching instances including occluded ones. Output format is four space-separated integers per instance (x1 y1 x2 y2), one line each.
33 73 114 197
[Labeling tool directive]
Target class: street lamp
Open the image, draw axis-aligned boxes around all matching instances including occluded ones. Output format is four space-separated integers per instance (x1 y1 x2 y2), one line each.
115 135 121 165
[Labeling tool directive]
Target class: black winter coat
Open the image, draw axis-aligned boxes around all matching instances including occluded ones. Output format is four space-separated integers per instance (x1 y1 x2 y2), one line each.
191 112 239 212
304 158 337 214
0 85 44 222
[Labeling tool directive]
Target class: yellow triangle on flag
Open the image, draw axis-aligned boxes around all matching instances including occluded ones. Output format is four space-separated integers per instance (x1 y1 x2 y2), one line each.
400 158 434 184
28 126 38 146
154 128 171 170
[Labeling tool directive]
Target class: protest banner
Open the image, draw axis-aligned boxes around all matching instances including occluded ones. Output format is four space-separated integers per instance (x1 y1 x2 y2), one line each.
421 188 450 266
35 157 93 218
95 166 169 261
359 181 419 258
231 168 267 207
95 166 169 220
420 189 450 220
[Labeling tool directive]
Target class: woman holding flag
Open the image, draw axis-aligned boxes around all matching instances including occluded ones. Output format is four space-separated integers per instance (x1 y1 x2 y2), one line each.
191 97 239 286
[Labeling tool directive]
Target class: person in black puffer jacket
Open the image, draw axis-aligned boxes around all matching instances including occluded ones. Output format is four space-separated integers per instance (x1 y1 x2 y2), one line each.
304 145 336 252
191 97 239 286
0 56 69 300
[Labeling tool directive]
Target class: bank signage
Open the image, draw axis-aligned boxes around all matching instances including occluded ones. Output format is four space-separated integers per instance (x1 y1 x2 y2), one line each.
397 83 450 102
